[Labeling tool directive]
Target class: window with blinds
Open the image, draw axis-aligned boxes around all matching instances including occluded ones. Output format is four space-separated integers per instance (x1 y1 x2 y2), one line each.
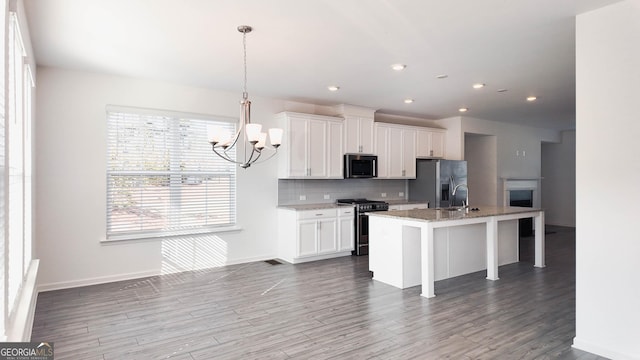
106 106 237 241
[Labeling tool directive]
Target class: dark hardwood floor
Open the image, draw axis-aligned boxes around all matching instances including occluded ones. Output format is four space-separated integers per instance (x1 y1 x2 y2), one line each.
32 226 608 359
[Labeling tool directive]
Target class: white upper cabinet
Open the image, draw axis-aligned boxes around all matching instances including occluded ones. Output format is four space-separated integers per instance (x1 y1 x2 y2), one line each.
375 124 390 178
344 116 374 154
402 128 417 178
308 119 328 177
327 121 344 177
286 115 310 177
375 123 416 179
275 112 344 179
416 128 446 158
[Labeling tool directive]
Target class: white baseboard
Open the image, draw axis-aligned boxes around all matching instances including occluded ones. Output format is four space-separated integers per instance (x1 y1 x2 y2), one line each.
280 251 352 264
37 269 161 292
37 254 279 292
224 254 279 266
573 337 638 360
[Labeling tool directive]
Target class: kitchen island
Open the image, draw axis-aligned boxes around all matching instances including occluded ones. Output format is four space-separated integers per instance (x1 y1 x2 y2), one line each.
368 206 544 298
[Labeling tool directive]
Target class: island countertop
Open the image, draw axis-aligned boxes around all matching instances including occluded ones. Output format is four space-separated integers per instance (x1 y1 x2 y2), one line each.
369 205 542 223
368 204 545 298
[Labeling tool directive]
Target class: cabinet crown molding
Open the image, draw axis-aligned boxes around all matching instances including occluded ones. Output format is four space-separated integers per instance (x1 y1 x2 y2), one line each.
333 104 376 118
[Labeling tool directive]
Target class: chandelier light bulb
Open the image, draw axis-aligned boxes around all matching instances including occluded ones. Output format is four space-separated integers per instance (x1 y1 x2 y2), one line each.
255 132 267 150
269 128 283 147
245 123 262 143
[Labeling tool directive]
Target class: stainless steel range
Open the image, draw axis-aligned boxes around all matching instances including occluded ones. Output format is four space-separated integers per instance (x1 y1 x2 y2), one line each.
336 198 389 256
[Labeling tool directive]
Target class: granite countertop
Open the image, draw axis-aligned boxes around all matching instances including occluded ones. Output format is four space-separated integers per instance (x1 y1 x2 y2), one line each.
278 199 426 211
277 203 354 211
385 199 429 206
369 205 542 223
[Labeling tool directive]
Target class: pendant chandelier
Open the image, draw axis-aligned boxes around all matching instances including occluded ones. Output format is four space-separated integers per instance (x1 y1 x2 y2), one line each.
207 25 283 168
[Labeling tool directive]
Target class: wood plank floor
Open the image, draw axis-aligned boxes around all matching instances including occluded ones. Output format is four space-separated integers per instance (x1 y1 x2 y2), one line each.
32 225 608 359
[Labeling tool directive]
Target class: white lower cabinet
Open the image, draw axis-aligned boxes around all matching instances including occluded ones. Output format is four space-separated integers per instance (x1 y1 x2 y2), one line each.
278 207 355 263
338 207 355 252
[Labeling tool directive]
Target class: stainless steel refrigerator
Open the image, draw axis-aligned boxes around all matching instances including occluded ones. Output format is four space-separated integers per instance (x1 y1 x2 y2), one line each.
408 159 468 208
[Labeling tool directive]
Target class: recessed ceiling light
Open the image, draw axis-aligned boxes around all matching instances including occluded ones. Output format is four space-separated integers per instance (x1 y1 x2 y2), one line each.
458 107 468 112
391 64 407 71
436 74 448 79
527 96 537 102
327 85 340 92
404 99 414 104
472 83 485 89
497 88 508 93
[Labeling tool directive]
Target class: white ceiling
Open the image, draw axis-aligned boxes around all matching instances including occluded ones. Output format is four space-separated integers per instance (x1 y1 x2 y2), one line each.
23 0 623 130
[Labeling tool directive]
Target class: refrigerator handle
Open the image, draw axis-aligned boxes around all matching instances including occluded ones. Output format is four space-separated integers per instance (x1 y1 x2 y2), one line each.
450 175 456 204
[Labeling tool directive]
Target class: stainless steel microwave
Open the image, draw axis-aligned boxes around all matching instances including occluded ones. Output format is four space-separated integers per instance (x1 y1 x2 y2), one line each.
344 154 377 178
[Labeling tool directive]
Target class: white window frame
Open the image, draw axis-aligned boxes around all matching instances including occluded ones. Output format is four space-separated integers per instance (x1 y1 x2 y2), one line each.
105 106 239 242
2 7 36 339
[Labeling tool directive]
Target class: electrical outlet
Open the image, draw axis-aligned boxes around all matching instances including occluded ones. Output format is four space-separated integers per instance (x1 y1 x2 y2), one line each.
381 193 387 198
323 194 330 200
522 150 526 157
399 192 404 197
299 195 306 201
516 150 520 156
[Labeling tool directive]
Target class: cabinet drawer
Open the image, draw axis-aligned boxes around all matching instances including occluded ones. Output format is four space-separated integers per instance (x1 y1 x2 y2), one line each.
298 208 337 220
337 207 355 217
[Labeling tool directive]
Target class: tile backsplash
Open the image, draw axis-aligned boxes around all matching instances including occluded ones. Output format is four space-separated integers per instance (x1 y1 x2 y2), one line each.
278 179 407 205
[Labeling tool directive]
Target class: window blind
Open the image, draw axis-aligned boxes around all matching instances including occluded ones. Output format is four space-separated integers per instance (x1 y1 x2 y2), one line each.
106 107 237 241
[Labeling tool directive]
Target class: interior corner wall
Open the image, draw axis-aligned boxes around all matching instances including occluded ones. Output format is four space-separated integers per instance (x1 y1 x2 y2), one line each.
34 67 288 290
575 1 640 359
459 116 559 207
464 134 497 206
541 131 575 227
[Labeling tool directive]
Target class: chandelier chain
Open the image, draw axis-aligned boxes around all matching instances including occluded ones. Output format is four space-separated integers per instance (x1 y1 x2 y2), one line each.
242 31 248 100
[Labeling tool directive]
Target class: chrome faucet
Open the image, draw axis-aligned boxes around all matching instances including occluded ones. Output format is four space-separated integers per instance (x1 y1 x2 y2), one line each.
452 183 469 208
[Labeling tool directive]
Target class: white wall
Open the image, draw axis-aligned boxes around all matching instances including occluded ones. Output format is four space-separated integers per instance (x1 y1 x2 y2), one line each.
465 134 497 206
34 67 301 290
542 131 575 226
574 1 640 359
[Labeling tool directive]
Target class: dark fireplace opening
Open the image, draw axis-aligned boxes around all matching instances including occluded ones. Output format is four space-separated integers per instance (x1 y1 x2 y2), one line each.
510 190 533 237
